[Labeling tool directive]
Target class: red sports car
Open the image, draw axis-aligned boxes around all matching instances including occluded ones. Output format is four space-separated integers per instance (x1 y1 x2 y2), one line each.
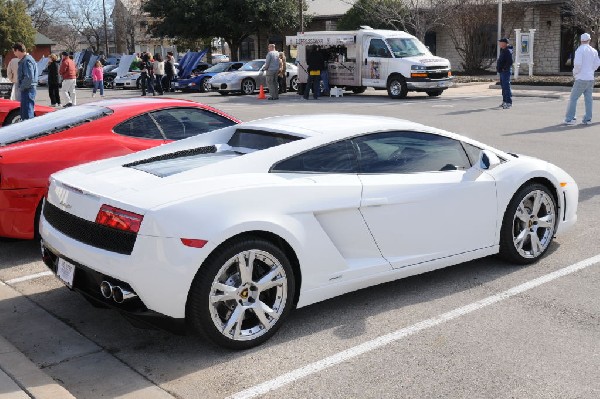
0 98 55 126
0 98 239 239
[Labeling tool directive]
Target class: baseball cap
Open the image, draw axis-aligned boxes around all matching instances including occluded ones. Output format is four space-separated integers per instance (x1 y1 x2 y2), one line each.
581 33 591 41
498 38 509 44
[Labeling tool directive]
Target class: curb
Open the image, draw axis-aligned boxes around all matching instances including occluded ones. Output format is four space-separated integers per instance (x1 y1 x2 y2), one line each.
0 336 76 399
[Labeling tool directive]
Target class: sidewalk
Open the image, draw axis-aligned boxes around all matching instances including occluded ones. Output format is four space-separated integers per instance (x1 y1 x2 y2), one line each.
0 332 75 399
447 81 600 100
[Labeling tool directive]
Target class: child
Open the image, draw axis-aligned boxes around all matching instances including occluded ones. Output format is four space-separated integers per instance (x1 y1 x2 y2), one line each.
92 60 104 98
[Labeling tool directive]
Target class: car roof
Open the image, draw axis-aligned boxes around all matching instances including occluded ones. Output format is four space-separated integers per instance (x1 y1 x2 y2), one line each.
84 97 201 110
239 114 434 139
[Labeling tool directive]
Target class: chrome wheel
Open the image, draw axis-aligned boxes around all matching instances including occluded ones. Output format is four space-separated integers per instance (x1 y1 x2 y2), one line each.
201 77 211 93
387 76 407 99
241 79 255 95
511 190 556 259
500 183 557 264
209 249 288 342
290 76 298 92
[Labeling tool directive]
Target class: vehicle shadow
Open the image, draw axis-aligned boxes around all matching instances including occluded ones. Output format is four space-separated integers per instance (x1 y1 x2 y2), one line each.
502 123 594 136
0 239 563 397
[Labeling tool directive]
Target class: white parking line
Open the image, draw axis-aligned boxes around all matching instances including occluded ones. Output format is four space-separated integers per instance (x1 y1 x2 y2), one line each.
229 254 600 399
5 271 53 285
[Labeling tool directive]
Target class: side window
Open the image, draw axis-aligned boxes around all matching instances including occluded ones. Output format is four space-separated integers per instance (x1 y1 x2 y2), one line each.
113 113 163 139
462 142 483 166
352 131 471 174
231 63 244 71
272 140 358 173
368 39 391 58
151 108 236 141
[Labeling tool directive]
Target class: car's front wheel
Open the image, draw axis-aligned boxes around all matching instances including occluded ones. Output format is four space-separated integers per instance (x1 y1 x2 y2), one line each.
200 77 211 93
289 76 298 92
241 78 255 95
499 183 557 264
187 237 295 349
3 109 21 126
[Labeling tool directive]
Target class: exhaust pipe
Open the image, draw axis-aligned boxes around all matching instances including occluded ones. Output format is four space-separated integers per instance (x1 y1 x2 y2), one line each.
100 281 113 299
112 286 137 303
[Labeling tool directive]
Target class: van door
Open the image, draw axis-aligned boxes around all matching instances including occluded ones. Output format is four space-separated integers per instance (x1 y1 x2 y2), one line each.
361 38 391 88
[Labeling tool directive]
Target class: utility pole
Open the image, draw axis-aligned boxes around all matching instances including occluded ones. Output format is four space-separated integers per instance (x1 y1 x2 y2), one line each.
497 0 502 59
299 0 304 33
102 0 110 55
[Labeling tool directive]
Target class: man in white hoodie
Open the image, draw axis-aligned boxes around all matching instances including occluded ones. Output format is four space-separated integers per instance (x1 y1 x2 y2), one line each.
7 57 20 101
564 33 600 125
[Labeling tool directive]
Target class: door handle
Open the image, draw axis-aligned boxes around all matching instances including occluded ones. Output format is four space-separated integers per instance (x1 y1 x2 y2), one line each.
362 197 389 207
365 58 368 66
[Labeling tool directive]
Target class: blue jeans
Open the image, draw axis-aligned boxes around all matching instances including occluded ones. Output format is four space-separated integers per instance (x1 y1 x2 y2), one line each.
320 70 330 94
499 71 512 104
20 87 36 120
304 74 321 99
565 80 594 123
93 80 104 96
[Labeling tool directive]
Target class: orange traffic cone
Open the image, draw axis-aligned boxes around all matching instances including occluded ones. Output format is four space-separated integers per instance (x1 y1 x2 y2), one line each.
257 84 267 99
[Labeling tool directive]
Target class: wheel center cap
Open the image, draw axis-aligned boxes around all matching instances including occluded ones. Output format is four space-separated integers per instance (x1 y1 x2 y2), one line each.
240 288 249 299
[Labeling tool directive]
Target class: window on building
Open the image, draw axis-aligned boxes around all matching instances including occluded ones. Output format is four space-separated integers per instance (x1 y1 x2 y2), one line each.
240 37 255 60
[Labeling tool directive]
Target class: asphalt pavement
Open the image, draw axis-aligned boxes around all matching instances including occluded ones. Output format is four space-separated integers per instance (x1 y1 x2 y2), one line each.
1 82 599 398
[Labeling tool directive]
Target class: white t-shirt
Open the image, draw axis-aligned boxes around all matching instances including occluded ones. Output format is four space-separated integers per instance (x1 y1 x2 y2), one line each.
573 44 600 80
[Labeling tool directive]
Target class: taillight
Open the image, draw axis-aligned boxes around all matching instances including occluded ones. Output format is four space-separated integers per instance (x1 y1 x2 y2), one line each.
95 205 143 233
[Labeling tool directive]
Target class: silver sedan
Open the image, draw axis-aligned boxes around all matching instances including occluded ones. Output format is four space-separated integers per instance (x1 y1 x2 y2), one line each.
209 59 298 95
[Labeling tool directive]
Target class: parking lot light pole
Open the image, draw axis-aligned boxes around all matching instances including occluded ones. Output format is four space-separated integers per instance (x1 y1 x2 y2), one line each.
299 0 304 33
497 0 503 59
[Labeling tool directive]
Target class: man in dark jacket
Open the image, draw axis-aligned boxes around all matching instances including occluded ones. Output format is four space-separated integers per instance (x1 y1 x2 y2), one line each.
164 52 175 92
304 46 325 100
496 38 513 109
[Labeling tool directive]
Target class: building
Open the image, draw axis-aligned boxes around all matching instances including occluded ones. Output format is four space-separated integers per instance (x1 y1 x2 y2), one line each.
2 32 56 70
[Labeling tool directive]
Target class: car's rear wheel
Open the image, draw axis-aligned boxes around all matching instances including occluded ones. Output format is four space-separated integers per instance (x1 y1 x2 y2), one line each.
241 78 255 95
3 110 21 126
499 183 557 264
187 237 295 349
200 77 211 93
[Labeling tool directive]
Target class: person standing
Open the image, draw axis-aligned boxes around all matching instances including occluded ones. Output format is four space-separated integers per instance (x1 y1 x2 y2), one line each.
164 51 175 93
153 53 164 95
278 52 287 94
496 38 513 109
47 54 61 107
91 60 104 98
12 43 37 121
59 51 77 107
140 53 155 96
564 33 600 125
304 46 325 100
264 44 280 100
7 56 20 101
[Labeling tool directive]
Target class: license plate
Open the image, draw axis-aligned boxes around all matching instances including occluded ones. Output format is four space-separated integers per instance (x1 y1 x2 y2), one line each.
438 81 448 87
173 82 179 87
57 258 75 288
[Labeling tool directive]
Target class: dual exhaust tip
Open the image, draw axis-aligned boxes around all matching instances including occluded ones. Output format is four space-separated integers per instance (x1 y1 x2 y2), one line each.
100 281 137 303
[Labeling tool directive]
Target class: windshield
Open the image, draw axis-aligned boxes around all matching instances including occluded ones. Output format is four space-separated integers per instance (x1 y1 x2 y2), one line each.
386 38 430 58
240 60 265 71
0 106 113 146
204 62 233 73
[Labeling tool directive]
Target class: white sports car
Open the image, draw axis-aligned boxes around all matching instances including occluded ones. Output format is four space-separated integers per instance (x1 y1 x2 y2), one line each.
40 115 578 349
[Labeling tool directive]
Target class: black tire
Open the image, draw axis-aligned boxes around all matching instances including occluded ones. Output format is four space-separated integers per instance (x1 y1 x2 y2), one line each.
427 90 444 97
499 183 557 264
33 200 43 239
186 236 296 349
200 77 211 93
289 76 298 92
352 86 367 94
241 78 255 95
387 75 408 99
3 109 21 126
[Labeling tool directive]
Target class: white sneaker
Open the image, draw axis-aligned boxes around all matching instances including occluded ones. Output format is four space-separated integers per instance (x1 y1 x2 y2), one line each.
92 93 96 98
581 120 591 125
564 120 576 126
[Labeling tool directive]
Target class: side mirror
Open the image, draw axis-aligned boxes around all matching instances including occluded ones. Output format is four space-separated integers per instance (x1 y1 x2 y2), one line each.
478 150 501 170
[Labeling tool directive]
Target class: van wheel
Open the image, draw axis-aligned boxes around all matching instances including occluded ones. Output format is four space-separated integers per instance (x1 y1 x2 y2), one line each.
387 75 408 99
427 90 444 97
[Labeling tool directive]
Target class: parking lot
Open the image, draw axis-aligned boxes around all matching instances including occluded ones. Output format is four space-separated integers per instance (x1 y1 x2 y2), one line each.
1 84 600 398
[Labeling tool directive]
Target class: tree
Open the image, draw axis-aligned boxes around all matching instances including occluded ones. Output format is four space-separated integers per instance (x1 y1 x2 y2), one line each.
61 0 109 53
0 0 36 55
24 0 62 32
143 0 301 60
564 1 600 49
338 0 401 31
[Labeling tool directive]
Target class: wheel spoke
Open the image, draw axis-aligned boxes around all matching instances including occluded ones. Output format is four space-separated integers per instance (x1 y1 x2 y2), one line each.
530 232 543 255
515 203 529 223
254 300 277 328
238 251 255 284
256 266 285 292
210 283 238 304
513 229 527 251
223 305 245 338
531 191 543 215
537 215 554 229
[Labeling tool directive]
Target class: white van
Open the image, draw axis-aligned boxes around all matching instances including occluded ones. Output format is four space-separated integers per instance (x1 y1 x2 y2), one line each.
286 27 453 98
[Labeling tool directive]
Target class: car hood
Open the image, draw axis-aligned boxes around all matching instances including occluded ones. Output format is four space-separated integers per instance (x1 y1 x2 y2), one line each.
401 55 450 68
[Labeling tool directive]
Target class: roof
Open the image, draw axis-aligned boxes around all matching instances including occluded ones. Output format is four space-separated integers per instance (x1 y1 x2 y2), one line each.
35 32 56 46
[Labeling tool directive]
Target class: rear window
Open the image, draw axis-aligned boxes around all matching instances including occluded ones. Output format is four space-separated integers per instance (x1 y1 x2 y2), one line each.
227 129 301 152
0 106 113 146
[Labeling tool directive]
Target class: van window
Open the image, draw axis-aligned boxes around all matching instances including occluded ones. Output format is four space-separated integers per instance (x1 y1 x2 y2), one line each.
386 38 430 58
368 39 392 58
